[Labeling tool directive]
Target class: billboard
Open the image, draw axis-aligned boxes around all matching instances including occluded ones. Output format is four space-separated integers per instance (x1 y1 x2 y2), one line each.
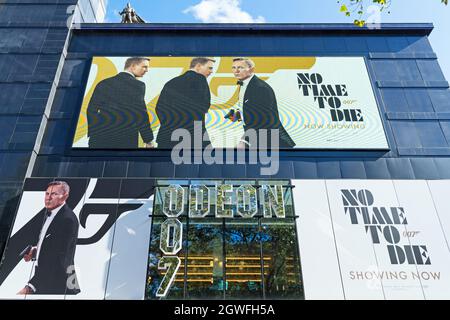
0 178 155 299
3 178 448 300
72 56 389 150
294 180 450 300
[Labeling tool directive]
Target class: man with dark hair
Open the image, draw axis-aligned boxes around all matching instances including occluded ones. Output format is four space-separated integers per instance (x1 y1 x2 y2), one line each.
18 181 80 295
156 57 215 149
231 57 296 149
87 57 154 149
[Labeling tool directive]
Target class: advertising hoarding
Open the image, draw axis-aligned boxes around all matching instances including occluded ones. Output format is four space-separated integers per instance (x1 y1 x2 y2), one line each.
72 56 389 150
2 178 449 300
0 178 154 299
293 179 450 300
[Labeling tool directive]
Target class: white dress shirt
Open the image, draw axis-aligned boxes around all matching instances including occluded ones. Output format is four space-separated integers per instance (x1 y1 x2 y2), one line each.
35 203 65 266
237 74 254 123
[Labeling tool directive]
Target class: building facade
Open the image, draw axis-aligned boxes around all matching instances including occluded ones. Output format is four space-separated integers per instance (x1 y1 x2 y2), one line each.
0 0 106 255
0 5 450 299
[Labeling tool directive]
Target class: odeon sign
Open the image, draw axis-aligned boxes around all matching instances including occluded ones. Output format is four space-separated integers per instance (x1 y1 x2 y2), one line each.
155 183 287 297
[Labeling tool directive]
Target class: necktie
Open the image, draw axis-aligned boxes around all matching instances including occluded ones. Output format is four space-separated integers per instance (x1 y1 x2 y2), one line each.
236 80 244 86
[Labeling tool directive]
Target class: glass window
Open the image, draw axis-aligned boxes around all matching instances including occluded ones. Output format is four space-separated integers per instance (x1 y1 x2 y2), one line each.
225 219 263 299
261 218 304 299
146 216 187 300
186 219 223 299
146 180 304 300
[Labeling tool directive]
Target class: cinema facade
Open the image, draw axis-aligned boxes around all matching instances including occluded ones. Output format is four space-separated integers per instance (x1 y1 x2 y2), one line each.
1 21 450 300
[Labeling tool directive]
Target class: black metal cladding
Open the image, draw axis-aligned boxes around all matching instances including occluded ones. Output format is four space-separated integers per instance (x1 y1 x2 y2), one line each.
2 21 450 259
34 23 450 181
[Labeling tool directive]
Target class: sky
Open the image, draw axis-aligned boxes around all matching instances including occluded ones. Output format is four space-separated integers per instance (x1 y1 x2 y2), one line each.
105 0 450 79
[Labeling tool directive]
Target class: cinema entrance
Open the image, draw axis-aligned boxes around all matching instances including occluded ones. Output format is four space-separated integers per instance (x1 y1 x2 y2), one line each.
145 179 305 300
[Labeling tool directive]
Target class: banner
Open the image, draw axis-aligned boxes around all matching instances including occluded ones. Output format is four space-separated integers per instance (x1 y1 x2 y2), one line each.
0 178 154 300
293 179 450 300
72 56 388 150
3 178 448 300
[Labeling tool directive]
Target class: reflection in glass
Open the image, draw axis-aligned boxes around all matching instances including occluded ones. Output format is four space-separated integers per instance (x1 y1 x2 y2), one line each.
146 216 186 299
186 219 223 299
225 219 263 299
261 218 304 299
147 180 303 300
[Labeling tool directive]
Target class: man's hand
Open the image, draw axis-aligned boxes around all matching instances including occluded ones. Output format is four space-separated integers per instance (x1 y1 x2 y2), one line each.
23 246 37 262
144 142 155 148
17 285 33 295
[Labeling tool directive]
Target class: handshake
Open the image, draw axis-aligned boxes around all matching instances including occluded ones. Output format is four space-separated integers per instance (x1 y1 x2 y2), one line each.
224 109 242 122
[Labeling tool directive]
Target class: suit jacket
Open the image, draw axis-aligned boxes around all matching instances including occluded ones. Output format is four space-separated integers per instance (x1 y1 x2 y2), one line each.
156 70 211 148
29 204 80 295
87 72 154 149
243 76 296 148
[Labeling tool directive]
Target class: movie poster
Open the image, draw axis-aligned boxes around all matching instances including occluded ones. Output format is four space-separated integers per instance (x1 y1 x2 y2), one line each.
72 56 388 150
0 178 154 300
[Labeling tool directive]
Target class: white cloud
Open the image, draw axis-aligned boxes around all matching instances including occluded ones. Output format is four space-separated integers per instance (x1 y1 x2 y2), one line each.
184 0 265 23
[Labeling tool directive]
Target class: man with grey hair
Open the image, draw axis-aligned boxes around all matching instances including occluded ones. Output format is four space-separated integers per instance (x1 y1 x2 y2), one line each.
156 57 215 149
231 57 295 149
87 57 154 149
18 181 80 295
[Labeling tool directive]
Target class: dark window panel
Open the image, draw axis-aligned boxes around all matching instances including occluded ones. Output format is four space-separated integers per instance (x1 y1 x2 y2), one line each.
0 152 31 181
0 28 47 50
150 162 175 178
415 121 448 148
386 36 410 53
40 119 71 151
363 158 391 179
174 164 201 179
371 60 399 81
396 60 422 81
434 158 450 179
366 36 389 52
410 158 440 180
219 164 246 179
390 121 422 148
293 160 318 179
345 37 368 52
0 116 18 147
340 160 367 179
428 89 450 113
381 88 409 113
386 158 415 179
127 161 152 177
316 160 341 179
103 161 129 177
439 121 450 145
417 60 446 82
404 89 434 113
0 84 29 114
405 36 433 53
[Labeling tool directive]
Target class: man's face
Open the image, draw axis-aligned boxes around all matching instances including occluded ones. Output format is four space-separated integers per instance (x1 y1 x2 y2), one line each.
45 185 68 211
196 61 214 78
232 60 253 81
130 60 150 78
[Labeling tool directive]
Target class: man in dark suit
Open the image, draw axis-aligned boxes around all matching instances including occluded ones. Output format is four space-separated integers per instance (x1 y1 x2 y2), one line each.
231 57 296 149
87 57 154 149
156 57 215 149
18 181 80 295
